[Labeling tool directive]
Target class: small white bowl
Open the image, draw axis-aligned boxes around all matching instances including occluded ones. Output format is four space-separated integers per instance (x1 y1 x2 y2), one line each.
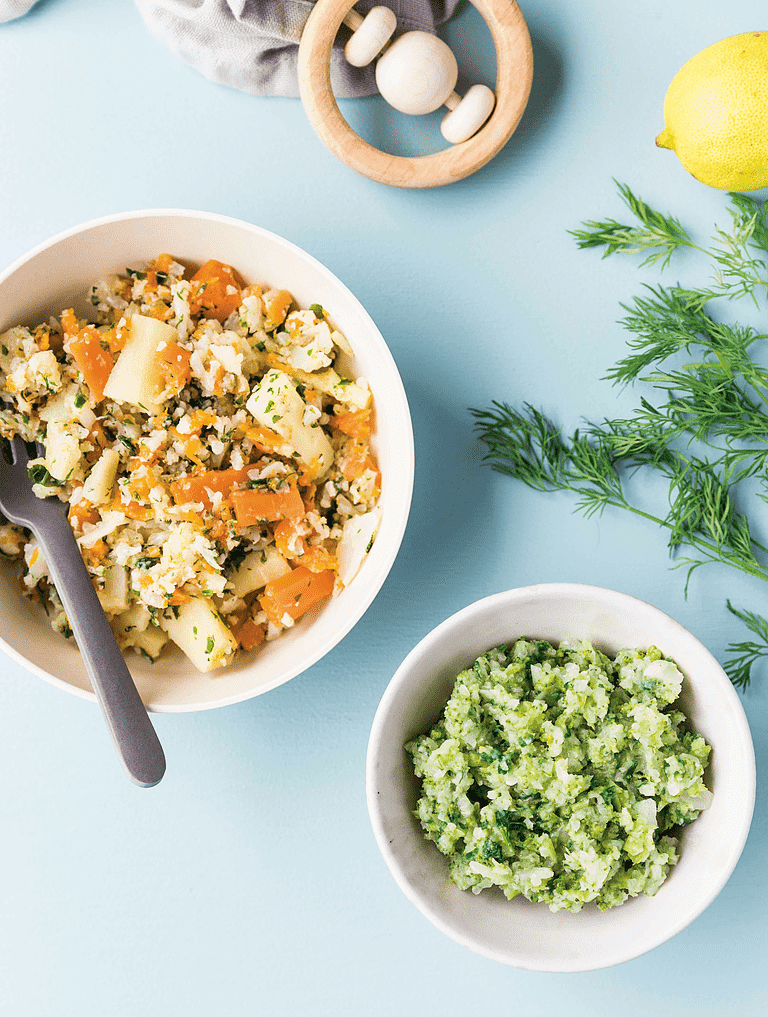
366 584 755 971
0 210 414 712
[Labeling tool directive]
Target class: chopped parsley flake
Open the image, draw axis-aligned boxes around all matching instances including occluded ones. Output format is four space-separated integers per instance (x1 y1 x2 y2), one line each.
135 555 158 569
28 463 58 487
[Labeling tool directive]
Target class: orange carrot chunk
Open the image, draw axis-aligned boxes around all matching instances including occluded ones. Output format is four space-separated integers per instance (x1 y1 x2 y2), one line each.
300 545 338 573
264 290 292 328
231 483 305 526
232 617 266 651
327 409 372 440
146 253 176 289
273 516 309 559
259 567 335 625
69 326 114 401
244 425 290 454
190 259 242 323
68 502 100 528
117 499 154 521
155 341 192 396
153 253 174 274
340 440 379 483
60 307 79 338
170 467 254 509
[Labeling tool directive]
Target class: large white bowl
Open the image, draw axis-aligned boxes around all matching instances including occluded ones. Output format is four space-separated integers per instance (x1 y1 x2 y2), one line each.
0 210 414 712
366 584 755 971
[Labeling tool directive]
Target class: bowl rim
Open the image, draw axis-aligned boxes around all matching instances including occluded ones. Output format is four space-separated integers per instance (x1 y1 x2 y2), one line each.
0 208 415 712
366 582 756 971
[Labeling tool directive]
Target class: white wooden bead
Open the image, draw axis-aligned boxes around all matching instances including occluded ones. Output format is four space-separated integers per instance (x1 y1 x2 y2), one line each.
440 83 496 143
374 31 458 115
344 6 398 68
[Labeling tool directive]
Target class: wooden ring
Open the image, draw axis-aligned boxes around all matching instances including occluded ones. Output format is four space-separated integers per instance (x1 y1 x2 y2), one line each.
298 0 534 189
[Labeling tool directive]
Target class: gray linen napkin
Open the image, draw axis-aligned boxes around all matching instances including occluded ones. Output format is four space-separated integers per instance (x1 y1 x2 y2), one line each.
135 0 462 97
0 0 32 19
1 1 461 99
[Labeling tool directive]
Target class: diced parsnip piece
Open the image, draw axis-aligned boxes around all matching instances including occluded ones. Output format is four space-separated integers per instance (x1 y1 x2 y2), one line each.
336 507 381 587
110 604 151 649
0 326 29 369
330 328 353 357
24 538 48 583
230 547 291 599
38 388 73 425
98 563 130 614
82 447 120 504
161 597 238 673
110 604 169 658
39 383 92 426
44 419 83 482
129 626 169 660
102 314 177 415
246 368 333 479
288 365 370 410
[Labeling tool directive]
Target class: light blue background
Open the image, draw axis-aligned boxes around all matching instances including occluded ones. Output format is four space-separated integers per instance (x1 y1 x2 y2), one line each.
1 1 766 1013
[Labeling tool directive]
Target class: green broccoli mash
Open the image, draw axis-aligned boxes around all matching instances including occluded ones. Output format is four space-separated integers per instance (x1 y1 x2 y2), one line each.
406 638 712 913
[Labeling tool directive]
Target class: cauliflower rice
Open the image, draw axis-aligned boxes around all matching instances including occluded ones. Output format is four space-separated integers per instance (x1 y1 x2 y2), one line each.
0 255 381 672
406 638 712 912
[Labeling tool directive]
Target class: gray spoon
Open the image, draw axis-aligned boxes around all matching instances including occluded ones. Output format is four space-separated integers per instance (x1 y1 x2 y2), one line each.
0 435 166 787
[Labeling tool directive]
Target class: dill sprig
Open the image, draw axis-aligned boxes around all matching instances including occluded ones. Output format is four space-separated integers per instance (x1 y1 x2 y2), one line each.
472 403 768 591
473 183 768 688
723 601 768 689
569 182 768 302
608 285 768 386
598 283 768 485
570 182 696 268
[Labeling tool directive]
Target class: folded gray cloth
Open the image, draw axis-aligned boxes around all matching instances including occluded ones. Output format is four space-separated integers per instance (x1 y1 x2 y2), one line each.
135 0 461 98
1 0 460 97
0 0 36 19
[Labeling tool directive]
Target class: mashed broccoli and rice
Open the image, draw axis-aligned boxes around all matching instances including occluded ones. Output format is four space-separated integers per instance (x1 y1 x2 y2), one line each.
0 255 381 672
407 638 712 912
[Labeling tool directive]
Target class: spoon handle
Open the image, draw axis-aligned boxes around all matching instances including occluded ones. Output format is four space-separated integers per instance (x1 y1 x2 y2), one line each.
34 511 166 787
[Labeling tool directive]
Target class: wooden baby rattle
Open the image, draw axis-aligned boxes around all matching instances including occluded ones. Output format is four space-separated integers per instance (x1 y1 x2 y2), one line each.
297 0 533 189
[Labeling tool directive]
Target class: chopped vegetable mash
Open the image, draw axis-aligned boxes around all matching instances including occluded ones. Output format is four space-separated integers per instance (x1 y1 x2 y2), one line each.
406 638 712 912
0 255 381 672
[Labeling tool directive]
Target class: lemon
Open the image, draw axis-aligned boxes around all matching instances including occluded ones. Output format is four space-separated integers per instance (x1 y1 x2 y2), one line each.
656 31 768 192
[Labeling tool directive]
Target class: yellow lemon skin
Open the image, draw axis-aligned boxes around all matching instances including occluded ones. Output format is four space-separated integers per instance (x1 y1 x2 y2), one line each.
656 31 768 192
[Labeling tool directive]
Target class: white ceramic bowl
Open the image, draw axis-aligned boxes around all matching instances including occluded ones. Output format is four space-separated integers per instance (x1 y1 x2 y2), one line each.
0 210 413 712
366 584 755 971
